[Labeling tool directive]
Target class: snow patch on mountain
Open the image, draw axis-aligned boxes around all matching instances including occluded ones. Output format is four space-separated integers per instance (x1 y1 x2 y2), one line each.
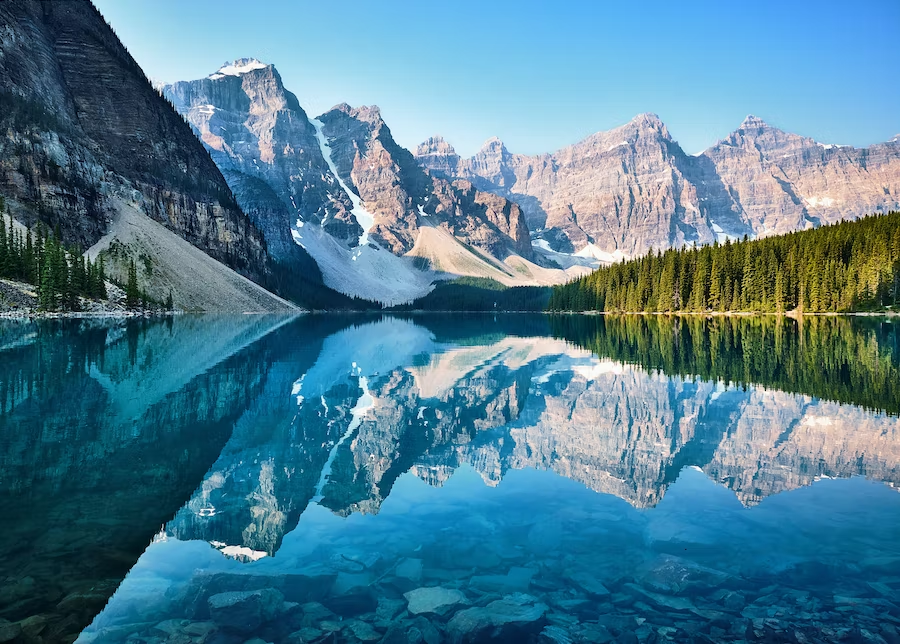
805 196 837 208
530 239 603 270
291 223 433 305
574 243 630 264
209 58 268 79
310 118 375 248
710 221 739 244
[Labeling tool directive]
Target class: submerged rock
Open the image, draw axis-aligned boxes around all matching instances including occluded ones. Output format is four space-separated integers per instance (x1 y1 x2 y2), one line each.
0 620 21 643
638 555 732 595
207 588 284 633
446 593 548 643
404 587 467 615
540 624 574 643
344 619 382 641
395 558 425 583
566 571 610 597
324 586 377 616
470 567 536 593
377 596 407 622
623 584 696 613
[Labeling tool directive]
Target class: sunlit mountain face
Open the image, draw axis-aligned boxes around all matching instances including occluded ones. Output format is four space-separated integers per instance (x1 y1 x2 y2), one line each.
2 315 898 643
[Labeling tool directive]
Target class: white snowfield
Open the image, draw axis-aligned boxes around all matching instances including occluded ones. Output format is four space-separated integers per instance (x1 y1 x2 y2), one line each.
574 242 630 264
208 58 268 80
290 196 588 305
291 224 434 306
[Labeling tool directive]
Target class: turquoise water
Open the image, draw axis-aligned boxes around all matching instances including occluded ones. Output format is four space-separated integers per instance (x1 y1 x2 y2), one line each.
1 314 898 643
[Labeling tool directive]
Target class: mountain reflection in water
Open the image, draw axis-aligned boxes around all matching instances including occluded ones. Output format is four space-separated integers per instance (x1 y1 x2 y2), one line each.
0 314 898 644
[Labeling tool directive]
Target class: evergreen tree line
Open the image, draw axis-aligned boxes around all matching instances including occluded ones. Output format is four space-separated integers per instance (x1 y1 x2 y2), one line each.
550 314 900 416
391 277 551 312
0 203 107 311
548 212 900 313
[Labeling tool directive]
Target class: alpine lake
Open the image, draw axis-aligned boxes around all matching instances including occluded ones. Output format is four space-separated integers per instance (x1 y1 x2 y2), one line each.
1 314 899 644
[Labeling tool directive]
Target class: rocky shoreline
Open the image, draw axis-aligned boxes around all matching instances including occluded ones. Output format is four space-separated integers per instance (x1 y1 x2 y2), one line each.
0 278 175 319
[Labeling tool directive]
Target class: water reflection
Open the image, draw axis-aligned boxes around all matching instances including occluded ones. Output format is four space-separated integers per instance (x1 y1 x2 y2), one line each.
1 314 898 643
0 315 296 641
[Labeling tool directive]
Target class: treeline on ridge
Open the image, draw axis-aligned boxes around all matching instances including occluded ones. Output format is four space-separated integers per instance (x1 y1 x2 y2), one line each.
548 211 900 313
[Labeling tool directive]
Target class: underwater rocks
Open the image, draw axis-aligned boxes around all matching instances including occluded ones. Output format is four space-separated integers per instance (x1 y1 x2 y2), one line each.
403 587 467 616
207 589 286 633
79 498 900 644
446 593 548 643
78 546 900 644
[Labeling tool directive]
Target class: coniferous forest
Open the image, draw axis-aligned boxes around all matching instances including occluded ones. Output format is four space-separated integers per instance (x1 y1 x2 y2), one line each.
548 212 900 313
0 202 109 312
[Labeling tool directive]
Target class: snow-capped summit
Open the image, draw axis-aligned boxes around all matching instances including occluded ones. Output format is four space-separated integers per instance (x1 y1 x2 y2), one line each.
209 58 268 80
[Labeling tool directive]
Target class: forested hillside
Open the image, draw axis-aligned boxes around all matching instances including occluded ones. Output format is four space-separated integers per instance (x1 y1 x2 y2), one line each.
548 212 900 313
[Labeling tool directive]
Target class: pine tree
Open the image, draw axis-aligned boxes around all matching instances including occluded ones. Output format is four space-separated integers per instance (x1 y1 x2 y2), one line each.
774 268 785 314
96 256 108 299
689 251 710 312
126 259 140 310
658 253 676 312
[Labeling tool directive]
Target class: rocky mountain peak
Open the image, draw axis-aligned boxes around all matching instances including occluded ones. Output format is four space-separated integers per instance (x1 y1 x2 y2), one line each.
330 103 383 125
738 114 773 131
415 136 462 179
479 136 507 153
632 112 663 127
629 113 671 140
416 135 457 157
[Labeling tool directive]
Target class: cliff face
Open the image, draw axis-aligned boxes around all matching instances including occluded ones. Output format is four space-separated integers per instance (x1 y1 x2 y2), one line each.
417 115 900 261
701 116 900 237
164 66 561 304
0 1 282 307
163 63 361 257
317 104 533 260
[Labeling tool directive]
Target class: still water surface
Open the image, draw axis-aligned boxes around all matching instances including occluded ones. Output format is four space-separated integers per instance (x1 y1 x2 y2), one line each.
1 314 899 643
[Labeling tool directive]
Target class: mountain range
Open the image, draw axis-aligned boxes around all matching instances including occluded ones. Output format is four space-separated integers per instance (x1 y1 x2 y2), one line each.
1 0 898 309
162 60 578 304
417 114 900 262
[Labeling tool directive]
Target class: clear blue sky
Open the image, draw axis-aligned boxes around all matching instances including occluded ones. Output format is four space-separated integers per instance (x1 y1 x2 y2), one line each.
93 0 899 157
